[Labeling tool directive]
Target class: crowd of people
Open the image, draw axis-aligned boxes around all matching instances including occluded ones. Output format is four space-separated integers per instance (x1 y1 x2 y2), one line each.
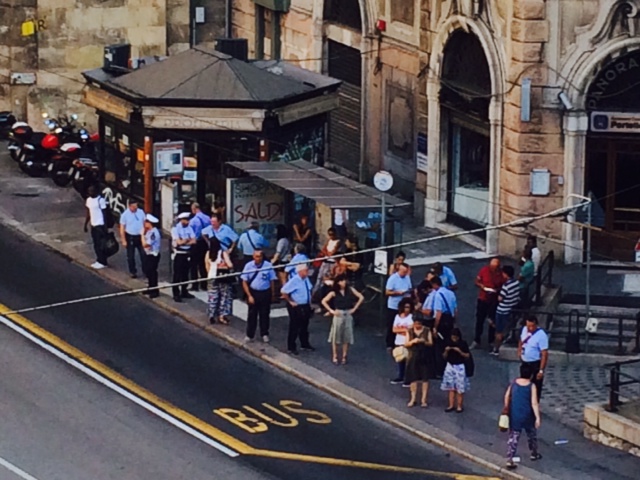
84 190 549 471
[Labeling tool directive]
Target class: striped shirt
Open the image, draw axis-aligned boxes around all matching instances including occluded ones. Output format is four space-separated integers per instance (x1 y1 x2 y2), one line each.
496 278 520 315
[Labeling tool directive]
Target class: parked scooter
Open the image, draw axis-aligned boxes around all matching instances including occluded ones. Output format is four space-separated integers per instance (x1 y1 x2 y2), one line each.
18 115 70 177
7 121 33 162
0 111 17 140
48 123 95 187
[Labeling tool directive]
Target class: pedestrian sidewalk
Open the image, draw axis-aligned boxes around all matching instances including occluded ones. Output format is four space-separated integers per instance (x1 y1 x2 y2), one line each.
1 151 639 480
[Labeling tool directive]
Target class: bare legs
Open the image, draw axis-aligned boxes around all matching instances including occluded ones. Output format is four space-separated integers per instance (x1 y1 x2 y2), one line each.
446 391 465 412
331 343 349 364
408 382 429 407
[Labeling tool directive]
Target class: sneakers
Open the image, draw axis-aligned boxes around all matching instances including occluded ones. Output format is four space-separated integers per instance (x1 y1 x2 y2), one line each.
182 292 195 299
402 383 410 388
244 336 253 343
490 348 500 356
390 378 403 385
129 273 138 279
262 335 270 343
470 341 481 350
91 262 106 270
288 349 299 356
301 345 315 352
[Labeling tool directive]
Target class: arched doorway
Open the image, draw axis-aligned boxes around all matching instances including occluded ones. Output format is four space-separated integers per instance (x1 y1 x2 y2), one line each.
323 0 363 178
440 30 492 231
585 49 640 261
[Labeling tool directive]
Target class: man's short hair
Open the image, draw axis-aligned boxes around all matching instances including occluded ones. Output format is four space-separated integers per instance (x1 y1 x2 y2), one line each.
502 265 515 278
296 263 309 273
430 276 442 287
525 315 539 325
211 212 223 222
399 262 410 269
192 202 200 209
294 243 306 254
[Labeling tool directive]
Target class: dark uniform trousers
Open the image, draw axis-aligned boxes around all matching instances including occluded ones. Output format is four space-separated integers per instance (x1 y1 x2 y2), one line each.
125 233 145 275
246 288 271 338
172 251 191 298
287 303 312 351
142 254 160 297
190 238 208 290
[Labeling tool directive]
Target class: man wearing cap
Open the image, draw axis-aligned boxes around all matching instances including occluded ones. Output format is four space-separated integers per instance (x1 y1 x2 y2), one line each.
141 214 161 298
241 250 277 343
171 212 196 302
119 200 146 278
238 222 267 264
189 202 211 292
281 264 315 355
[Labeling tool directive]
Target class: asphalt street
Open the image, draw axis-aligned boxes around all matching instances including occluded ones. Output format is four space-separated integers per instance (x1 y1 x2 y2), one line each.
0 222 494 480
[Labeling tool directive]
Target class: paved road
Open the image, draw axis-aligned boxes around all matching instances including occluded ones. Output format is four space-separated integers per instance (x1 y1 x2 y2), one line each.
0 223 494 480
0 325 274 480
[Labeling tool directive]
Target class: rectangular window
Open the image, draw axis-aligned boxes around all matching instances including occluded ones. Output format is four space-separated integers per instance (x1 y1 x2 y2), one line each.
390 0 415 26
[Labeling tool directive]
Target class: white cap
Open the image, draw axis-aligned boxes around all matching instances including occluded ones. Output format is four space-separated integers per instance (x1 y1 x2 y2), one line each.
177 212 191 220
145 214 159 223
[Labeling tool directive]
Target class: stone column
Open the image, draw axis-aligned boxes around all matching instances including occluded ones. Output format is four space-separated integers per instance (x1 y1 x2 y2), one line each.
486 97 503 255
425 76 446 227
562 111 589 264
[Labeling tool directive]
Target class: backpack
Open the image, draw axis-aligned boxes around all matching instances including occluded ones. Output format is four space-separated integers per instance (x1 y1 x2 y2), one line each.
101 200 115 228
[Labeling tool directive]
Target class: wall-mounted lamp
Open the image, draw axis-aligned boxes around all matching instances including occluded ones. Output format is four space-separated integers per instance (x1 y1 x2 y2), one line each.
558 91 573 111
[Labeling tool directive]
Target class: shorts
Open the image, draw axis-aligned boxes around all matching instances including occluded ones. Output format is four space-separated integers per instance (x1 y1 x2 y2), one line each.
495 312 512 334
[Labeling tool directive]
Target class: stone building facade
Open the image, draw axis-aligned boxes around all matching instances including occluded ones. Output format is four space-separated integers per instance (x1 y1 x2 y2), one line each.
231 0 640 263
0 0 226 128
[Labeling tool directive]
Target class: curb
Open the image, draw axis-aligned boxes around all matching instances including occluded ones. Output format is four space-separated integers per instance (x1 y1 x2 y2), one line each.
0 217 557 480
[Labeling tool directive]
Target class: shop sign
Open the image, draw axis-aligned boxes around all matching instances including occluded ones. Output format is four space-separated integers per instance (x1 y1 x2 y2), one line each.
416 133 428 173
153 141 184 177
227 177 285 247
591 111 640 133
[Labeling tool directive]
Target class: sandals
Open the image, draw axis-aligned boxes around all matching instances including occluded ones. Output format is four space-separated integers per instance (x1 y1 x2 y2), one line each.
445 406 455 413
456 407 464 413
341 357 348 365
218 317 230 325
420 402 428 408
332 357 339 365
407 400 416 408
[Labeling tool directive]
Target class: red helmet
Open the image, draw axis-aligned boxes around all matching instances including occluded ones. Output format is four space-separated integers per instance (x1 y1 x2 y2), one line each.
41 134 60 149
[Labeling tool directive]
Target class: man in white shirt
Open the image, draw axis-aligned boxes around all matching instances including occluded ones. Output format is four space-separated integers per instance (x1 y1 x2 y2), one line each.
527 235 541 275
83 185 109 269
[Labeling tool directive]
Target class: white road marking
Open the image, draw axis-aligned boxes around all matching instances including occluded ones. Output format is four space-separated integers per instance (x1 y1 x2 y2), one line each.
0 456 40 480
0 315 239 458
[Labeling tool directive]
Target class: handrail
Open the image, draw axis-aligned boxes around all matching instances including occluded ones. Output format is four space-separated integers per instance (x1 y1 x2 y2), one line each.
606 358 640 412
531 251 554 307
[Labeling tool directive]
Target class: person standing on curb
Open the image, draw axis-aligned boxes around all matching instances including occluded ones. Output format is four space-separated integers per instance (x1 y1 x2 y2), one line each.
238 222 267 264
83 185 109 270
242 250 277 343
503 363 542 470
441 327 471 413
385 263 413 350
390 299 414 385
119 200 146 278
492 265 521 356
518 315 549 401
205 237 234 325
425 276 457 378
171 212 196 303
189 202 211 292
472 257 504 350
202 213 239 254
281 264 314 355
285 244 309 280
404 316 434 408
141 214 161 298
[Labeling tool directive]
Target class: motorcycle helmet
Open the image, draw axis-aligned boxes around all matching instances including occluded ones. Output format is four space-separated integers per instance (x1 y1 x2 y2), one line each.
42 134 60 149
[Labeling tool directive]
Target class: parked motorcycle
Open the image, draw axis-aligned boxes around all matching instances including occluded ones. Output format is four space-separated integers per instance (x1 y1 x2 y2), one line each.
7 121 33 162
18 131 61 177
72 156 100 198
0 111 17 140
48 124 96 187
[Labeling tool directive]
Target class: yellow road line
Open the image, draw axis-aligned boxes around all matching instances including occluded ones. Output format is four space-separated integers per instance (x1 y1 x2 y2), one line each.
0 304 253 455
0 303 499 479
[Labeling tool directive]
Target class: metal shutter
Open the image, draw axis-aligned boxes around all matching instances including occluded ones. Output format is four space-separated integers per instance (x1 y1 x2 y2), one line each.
327 40 362 177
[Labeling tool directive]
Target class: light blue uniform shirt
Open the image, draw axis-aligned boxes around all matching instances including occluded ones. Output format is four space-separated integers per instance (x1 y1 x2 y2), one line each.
281 275 313 305
189 212 211 240
440 266 458 289
385 273 412 310
144 227 161 255
120 208 146 235
285 253 309 278
241 260 277 291
520 327 549 362
171 223 196 252
238 229 267 255
422 290 436 312
429 287 457 315
202 224 239 251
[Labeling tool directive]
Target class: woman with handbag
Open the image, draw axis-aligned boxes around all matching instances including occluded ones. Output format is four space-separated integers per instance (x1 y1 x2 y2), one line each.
404 316 435 407
390 299 414 385
503 363 542 470
205 237 234 325
441 327 471 413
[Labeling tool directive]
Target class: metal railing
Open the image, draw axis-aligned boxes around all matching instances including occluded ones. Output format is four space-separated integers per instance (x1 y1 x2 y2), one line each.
531 250 555 306
605 359 640 412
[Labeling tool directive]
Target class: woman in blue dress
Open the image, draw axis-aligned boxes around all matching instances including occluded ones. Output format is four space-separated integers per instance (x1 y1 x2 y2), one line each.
503 363 542 470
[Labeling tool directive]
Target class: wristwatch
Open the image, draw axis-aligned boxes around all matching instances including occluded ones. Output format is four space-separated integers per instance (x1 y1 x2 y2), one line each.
539 369 544 374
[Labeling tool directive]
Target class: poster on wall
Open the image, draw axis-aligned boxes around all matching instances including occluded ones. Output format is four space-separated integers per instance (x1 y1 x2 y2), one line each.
270 124 325 165
416 133 428 173
226 177 285 248
153 141 184 177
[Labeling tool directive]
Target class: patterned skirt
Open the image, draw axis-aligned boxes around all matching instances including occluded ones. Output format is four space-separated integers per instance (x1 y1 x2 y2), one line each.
440 363 471 393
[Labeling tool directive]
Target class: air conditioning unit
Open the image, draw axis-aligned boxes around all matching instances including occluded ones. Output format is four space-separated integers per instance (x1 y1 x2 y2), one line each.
215 38 249 61
104 44 131 72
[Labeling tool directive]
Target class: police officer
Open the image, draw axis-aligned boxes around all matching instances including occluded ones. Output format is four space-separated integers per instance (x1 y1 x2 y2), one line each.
119 199 146 278
238 221 267 263
281 264 315 355
425 276 458 377
241 250 277 343
141 214 161 298
171 212 196 303
189 202 211 291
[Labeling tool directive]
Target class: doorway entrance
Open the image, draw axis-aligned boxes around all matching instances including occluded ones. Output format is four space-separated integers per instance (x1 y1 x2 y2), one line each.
586 137 640 261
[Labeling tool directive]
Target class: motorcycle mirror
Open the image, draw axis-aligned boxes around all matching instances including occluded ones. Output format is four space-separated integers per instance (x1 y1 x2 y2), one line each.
71 114 78 120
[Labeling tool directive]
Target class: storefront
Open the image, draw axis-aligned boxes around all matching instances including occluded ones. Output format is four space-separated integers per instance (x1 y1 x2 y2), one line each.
585 49 640 261
82 47 340 232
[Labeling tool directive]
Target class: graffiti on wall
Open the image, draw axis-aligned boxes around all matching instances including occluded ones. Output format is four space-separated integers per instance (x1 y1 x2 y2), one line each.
102 186 127 216
270 126 325 165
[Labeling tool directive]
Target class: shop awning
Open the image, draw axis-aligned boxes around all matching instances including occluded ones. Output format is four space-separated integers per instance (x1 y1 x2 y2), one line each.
227 161 411 209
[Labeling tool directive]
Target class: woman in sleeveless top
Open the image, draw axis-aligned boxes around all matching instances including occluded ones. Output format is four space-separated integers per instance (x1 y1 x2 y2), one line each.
205 237 234 325
404 317 435 407
503 363 542 470
321 274 364 365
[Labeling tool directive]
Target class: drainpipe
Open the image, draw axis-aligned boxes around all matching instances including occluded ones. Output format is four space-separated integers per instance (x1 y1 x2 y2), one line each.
225 0 233 38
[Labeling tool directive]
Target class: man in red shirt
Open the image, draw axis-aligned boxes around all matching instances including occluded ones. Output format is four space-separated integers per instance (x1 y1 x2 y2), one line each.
472 257 504 349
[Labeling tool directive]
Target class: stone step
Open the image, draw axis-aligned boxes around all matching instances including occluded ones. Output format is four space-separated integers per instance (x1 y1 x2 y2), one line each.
556 303 640 319
548 335 635 355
